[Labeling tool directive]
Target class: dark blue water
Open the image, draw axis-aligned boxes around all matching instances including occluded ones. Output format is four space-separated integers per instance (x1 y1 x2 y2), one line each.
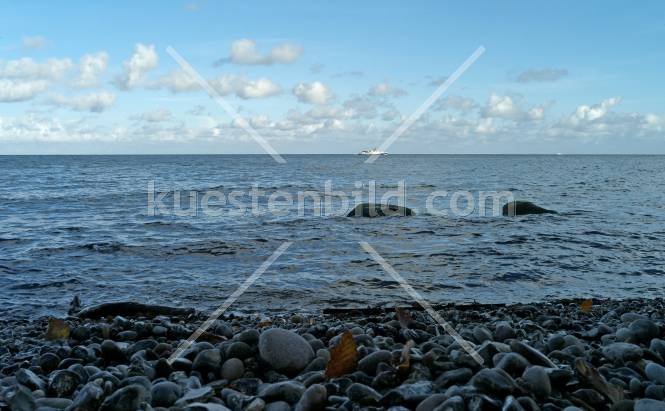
1 155 664 319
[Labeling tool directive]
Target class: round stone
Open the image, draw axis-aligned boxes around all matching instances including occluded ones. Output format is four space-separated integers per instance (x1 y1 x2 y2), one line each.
259 328 315 376
221 358 245 380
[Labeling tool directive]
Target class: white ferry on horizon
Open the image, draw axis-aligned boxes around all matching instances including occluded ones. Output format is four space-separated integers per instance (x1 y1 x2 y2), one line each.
358 148 388 156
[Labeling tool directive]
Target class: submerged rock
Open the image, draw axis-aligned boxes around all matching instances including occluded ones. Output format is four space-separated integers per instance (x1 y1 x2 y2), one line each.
346 203 414 217
502 201 556 216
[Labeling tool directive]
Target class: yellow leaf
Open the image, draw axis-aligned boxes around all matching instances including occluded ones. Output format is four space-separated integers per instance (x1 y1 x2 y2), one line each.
395 307 413 329
397 340 415 378
580 299 593 313
325 331 358 378
45 318 70 340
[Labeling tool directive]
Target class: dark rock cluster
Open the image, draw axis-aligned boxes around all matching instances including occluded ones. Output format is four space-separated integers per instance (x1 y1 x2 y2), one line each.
2 298 665 411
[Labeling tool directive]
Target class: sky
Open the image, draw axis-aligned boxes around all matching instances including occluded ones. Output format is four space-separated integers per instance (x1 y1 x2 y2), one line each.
1 1 664 154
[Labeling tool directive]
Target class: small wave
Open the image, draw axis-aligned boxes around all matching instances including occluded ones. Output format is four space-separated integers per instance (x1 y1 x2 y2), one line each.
9 278 81 290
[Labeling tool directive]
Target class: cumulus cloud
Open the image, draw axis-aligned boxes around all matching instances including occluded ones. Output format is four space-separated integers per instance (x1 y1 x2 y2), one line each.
482 93 544 121
215 39 303 66
152 71 280 99
368 83 406 97
139 109 173 122
0 57 73 80
0 79 49 102
293 81 333 105
434 95 476 112
114 43 158 90
569 97 621 123
516 68 568 83
152 69 201 93
22 36 46 49
49 91 116 112
73 52 109 88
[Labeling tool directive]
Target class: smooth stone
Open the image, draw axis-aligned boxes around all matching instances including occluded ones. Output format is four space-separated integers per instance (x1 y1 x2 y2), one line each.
622 313 648 323
221 358 245 380
295 384 327 411
346 383 381 405
646 385 665 401
433 395 465 411
245 397 266 411
259 329 315 376
385 381 434 404
502 201 556 216
38 353 61 374
192 349 222 374
346 203 414 217
473 326 493 343
603 342 644 362
510 341 557 368
68 382 104 411
265 401 291 411
176 386 214 406
358 350 392 375
48 370 82 398
651 340 665 359
494 322 516 342
630 320 660 343
35 397 72 409
99 384 147 411
16 368 46 391
434 368 473 388
522 366 552 399
184 402 233 411
259 381 306 403
471 368 516 395
496 353 530 376
416 394 449 411
7 385 36 411
152 325 168 336
647 363 665 385
225 342 254 360
235 329 260 346
101 340 126 362
635 399 665 411
151 381 182 407
611 400 636 411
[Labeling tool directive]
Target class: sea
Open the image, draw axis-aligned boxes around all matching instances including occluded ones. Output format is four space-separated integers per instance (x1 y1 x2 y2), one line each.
1 155 663 319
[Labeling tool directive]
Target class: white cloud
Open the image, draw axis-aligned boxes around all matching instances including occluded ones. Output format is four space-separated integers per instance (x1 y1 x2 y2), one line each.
236 78 281 99
139 109 173 122
0 57 73 80
73 52 109 88
368 83 406 97
516 68 568 83
482 94 523 120
481 93 545 121
569 97 621 124
22 36 46 49
0 79 49 102
49 91 116 112
152 69 201 93
293 81 333 105
216 39 303 65
434 95 476 112
114 43 158 90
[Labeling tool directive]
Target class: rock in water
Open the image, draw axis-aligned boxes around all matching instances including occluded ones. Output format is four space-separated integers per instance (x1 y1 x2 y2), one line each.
502 201 556 216
259 328 315 376
346 203 414 217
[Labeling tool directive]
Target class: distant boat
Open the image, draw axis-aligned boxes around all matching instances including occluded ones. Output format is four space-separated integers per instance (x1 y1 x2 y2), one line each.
358 148 388 156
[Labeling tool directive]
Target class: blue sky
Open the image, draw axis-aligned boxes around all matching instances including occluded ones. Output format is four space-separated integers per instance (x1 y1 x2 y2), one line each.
1 1 664 154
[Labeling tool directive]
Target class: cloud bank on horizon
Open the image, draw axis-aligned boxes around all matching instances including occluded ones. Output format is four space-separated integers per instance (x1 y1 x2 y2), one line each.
0 1 663 154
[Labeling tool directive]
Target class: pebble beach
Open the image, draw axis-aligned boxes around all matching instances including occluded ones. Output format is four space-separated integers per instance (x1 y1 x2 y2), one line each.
2 298 665 411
